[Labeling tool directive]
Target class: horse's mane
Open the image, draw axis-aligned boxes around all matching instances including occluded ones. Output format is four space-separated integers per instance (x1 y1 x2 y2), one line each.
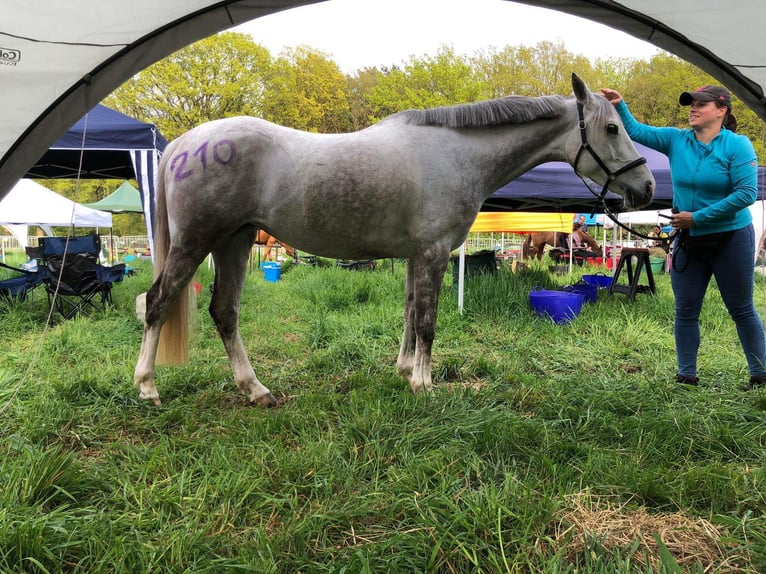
395 94 568 128
395 92 615 130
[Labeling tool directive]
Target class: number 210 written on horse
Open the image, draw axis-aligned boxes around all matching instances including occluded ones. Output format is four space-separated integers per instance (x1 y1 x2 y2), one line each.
170 139 237 181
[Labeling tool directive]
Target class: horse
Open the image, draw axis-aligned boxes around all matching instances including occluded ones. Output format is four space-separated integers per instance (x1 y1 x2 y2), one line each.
134 74 654 406
254 229 295 261
524 229 603 260
524 231 566 260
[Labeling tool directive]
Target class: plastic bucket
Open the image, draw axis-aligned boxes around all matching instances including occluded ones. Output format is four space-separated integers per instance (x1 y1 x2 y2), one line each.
262 262 282 282
529 290 584 324
649 256 665 273
563 283 598 304
582 273 613 289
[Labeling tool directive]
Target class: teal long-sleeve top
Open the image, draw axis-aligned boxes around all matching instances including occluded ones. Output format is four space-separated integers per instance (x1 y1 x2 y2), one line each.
615 100 758 236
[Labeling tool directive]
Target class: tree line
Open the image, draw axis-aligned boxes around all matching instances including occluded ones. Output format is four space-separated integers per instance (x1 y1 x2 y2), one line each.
52 32 766 235
105 32 766 149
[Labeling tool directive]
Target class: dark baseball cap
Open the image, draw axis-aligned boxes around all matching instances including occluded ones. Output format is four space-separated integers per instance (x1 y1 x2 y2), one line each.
679 85 732 108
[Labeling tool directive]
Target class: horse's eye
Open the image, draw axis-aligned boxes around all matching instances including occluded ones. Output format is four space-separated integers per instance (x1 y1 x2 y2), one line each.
607 123 619 135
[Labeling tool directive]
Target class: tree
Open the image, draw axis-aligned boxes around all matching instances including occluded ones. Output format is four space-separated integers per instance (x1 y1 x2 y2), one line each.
105 32 274 140
364 46 487 123
261 46 352 132
619 54 766 156
472 41 595 98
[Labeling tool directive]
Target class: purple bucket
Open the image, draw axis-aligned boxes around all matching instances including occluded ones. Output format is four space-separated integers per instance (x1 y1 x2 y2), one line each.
582 273 613 289
529 290 584 324
564 283 598 304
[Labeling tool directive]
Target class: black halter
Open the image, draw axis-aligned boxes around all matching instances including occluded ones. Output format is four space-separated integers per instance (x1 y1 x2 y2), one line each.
572 101 647 203
571 101 665 240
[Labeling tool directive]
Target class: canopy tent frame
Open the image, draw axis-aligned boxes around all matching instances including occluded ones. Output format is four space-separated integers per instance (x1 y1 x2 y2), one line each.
24 105 167 258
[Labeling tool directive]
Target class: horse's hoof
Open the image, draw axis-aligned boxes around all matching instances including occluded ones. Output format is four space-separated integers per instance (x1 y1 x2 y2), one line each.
138 387 162 406
409 380 433 394
251 392 279 408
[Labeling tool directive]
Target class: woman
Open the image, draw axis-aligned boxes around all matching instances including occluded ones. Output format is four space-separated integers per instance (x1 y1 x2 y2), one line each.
649 224 669 252
600 85 766 389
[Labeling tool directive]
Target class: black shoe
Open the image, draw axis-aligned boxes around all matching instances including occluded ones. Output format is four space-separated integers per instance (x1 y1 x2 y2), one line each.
675 373 699 386
747 374 766 390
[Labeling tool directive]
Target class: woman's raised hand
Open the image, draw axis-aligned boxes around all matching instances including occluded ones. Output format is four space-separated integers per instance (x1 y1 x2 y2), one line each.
600 88 623 105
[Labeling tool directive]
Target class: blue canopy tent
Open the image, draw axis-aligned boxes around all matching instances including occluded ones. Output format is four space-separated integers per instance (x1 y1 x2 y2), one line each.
24 104 168 255
483 142 680 213
480 141 766 266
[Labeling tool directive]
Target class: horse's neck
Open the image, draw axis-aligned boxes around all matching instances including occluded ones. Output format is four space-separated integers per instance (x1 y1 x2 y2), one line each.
580 232 599 250
469 111 578 193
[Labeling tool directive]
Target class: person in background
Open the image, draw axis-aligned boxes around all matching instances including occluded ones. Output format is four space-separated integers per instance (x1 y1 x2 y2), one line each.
568 222 586 250
577 215 589 234
649 224 669 252
601 84 766 389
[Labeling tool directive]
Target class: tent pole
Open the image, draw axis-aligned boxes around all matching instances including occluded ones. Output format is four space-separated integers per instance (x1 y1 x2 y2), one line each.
458 243 466 314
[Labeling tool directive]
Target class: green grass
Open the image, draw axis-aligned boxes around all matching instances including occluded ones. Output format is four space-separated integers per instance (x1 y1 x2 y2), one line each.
1 255 765 572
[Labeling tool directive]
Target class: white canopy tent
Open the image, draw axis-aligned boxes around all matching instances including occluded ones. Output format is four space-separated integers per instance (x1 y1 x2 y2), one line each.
2 1 766 202
0 179 112 248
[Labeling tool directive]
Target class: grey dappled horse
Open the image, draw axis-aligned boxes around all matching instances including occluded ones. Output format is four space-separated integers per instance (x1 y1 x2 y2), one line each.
135 74 654 406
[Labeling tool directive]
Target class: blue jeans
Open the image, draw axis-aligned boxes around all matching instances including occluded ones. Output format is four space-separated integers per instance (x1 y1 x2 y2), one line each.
671 224 766 378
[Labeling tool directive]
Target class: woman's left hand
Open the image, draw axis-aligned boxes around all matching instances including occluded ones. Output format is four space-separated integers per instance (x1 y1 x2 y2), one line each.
671 211 695 229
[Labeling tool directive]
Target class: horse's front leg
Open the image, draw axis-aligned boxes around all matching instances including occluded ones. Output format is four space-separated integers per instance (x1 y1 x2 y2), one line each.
396 259 416 380
408 249 449 393
211 231 277 407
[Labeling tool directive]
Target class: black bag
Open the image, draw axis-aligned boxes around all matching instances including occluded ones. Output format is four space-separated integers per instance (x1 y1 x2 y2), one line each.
678 229 735 259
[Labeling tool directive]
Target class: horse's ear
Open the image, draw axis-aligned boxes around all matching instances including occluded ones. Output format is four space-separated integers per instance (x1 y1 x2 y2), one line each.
571 73 589 103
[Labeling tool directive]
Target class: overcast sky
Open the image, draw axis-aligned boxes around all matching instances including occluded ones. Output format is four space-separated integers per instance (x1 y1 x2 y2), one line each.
233 0 662 73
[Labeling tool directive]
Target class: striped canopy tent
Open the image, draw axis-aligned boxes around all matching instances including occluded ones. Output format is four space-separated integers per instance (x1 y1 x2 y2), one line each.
24 105 167 255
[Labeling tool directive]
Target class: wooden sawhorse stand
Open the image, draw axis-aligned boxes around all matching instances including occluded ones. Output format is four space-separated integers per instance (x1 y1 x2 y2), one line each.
609 248 656 300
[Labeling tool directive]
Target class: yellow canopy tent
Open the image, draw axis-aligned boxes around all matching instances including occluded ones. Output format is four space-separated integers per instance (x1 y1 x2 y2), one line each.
457 212 576 312
469 212 573 233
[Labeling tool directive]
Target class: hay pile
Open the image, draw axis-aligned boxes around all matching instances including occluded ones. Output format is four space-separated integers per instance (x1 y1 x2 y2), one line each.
548 492 752 572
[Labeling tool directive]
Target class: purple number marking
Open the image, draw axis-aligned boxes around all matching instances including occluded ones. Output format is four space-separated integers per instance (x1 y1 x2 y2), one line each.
213 139 236 165
193 141 209 170
170 151 193 181
171 139 237 181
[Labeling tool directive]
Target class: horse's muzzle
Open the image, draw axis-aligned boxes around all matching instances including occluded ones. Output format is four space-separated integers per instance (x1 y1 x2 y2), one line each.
625 180 654 209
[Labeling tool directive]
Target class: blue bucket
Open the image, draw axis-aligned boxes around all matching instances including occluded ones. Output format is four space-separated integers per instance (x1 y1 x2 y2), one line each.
529 289 584 324
262 262 282 283
582 273 613 289
564 283 598 304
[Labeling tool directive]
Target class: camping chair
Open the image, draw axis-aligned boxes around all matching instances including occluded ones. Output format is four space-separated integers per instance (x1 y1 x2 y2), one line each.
38 235 120 319
0 261 47 303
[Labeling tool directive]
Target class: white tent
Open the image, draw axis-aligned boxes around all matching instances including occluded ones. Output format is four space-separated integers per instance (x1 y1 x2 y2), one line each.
2 1 766 200
0 179 112 248
615 202 766 263
617 210 674 226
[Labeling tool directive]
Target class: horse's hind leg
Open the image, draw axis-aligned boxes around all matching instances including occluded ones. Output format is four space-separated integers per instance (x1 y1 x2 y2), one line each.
396 259 416 379
134 249 202 405
210 228 277 407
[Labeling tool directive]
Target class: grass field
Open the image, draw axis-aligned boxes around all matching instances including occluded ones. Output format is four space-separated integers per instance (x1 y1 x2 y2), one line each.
1 253 765 573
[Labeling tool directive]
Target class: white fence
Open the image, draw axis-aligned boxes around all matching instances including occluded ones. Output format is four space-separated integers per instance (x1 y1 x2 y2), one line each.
1 235 150 253
464 233 526 254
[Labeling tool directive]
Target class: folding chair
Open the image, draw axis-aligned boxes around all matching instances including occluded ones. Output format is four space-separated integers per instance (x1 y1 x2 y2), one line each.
0 261 47 302
38 235 116 319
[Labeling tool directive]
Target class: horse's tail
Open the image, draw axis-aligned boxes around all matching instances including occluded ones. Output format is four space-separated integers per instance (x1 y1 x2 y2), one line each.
154 168 191 366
